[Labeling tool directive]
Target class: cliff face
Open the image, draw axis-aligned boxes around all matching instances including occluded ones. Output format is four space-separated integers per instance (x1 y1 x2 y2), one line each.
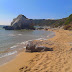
51 18 67 27
11 14 28 26
32 19 57 26
3 14 72 30
3 14 58 30
3 14 35 30
11 14 35 30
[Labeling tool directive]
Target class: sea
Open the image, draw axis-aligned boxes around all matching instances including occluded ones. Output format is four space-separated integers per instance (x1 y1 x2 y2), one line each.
0 25 55 65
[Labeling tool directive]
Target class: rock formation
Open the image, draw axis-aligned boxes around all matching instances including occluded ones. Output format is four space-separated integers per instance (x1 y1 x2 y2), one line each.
3 26 14 30
3 14 71 30
26 41 53 52
3 14 35 30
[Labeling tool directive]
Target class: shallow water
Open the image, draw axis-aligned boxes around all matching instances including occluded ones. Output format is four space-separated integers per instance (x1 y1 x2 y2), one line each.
0 25 55 65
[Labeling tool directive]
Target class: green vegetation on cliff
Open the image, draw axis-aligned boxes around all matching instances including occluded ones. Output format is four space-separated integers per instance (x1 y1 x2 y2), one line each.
63 24 72 30
63 14 72 30
3 14 72 30
33 19 57 26
52 14 72 30
33 14 72 30
65 14 72 25
51 18 67 27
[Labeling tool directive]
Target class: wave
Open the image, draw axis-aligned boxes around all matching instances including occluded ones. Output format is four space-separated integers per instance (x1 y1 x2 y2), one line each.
8 34 22 37
0 32 55 59
18 34 22 36
10 45 18 49
8 34 16 36
0 51 17 58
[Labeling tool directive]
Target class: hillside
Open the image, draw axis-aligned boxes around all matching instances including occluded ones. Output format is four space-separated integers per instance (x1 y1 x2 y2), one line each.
3 14 72 30
63 14 72 30
32 19 57 26
33 14 72 30
32 18 67 27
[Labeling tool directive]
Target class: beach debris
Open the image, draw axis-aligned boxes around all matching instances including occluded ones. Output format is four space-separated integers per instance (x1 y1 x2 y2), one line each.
19 67 24 70
26 41 53 52
37 27 44 30
19 66 31 72
70 48 72 50
44 28 49 30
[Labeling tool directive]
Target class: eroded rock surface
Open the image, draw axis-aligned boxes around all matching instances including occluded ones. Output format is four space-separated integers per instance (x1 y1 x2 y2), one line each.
26 41 53 52
3 14 35 30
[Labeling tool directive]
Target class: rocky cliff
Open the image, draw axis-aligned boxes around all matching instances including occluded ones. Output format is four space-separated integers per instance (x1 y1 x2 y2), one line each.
3 14 35 30
3 14 72 30
33 19 57 26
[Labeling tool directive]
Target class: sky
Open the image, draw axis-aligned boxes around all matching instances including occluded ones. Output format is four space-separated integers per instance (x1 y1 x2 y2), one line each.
0 0 72 25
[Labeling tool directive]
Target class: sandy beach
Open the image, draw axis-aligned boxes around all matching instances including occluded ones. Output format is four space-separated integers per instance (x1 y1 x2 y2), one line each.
0 29 72 72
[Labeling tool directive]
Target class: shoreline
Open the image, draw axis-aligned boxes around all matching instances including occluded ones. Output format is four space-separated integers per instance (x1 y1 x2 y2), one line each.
0 30 55 66
0 49 25 66
0 29 72 72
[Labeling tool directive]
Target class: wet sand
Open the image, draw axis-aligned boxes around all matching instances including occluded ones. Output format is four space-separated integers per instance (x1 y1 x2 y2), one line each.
0 29 72 72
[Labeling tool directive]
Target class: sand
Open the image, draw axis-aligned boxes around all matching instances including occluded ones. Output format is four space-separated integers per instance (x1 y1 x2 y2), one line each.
0 29 72 72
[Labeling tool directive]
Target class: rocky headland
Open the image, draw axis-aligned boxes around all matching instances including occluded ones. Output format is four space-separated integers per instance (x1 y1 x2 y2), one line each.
3 14 35 30
3 14 72 30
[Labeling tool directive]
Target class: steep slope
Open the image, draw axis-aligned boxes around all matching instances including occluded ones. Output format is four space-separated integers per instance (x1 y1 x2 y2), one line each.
33 19 57 26
11 14 35 30
3 14 72 30
3 15 35 30
63 14 72 30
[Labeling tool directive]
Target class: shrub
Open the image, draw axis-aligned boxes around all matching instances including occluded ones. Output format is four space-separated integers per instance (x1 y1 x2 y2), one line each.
63 24 72 30
65 14 72 25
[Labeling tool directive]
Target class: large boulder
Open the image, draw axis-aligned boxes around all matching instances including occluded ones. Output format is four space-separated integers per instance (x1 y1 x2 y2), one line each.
26 41 53 52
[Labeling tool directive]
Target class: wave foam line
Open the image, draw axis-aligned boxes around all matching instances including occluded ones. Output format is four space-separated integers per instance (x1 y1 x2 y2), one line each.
0 51 17 58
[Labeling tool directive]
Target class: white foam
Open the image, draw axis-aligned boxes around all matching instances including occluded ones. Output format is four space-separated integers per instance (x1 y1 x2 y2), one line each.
10 45 18 49
21 41 28 45
8 34 16 36
21 40 32 45
36 38 47 40
18 34 22 36
36 38 43 40
24 46 26 48
0 51 17 58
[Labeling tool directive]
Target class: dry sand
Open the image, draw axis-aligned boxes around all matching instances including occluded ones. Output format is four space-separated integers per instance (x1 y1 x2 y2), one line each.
0 29 72 72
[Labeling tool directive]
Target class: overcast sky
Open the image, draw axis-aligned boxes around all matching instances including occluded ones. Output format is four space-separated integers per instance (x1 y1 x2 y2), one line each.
0 0 72 25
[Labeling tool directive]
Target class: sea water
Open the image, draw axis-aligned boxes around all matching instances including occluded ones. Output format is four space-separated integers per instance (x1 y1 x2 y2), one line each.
0 25 55 65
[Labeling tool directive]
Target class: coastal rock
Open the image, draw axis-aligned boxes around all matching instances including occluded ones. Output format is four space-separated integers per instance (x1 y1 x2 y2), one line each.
3 26 14 30
26 41 36 52
3 14 35 30
37 27 44 30
26 41 53 52
11 14 35 30
44 28 49 30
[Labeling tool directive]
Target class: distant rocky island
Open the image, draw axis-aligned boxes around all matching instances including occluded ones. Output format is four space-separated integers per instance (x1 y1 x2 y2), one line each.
3 14 72 30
